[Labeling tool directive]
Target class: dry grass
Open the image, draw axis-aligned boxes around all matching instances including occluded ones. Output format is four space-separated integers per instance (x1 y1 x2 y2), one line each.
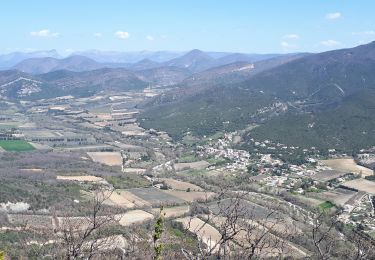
309 188 357 206
152 205 190 218
117 210 154 226
117 190 151 207
321 158 373 177
342 179 375 194
159 178 203 191
122 168 146 174
162 190 215 202
87 152 122 166
102 190 136 209
20 168 44 172
174 161 210 171
56 175 104 182
175 216 221 252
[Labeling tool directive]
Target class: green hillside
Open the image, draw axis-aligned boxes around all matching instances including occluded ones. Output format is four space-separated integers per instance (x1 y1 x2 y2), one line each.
248 89 375 153
140 41 375 152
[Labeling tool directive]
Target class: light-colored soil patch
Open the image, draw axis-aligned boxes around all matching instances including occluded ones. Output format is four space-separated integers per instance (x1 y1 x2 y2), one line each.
117 190 151 208
122 168 146 174
174 161 210 171
117 210 154 226
159 178 203 191
103 190 136 208
311 170 349 182
213 217 307 258
121 130 145 136
87 152 122 166
152 205 190 218
96 113 112 120
20 168 44 172
321 158 373 177
57 175 104 182
342 179 375 194
162 190 215 202
127 188 186 205
176 217 221 252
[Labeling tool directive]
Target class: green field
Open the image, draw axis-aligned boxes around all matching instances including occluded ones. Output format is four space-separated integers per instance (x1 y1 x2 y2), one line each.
318 201 335 210
0 140 35 151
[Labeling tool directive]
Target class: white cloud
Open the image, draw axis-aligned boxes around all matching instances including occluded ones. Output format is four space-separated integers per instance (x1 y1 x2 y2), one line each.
280 41 297 50
352 30 375 36
93 32 102 37
64 48 74 53
146 35 154 41
30 29 59 37
325 12 341 20
284 34 299 39
320 40 341 47
115 31 129 39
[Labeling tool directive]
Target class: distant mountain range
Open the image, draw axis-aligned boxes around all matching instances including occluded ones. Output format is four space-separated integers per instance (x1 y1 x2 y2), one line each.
0 66 191 100
139 41 375 153
3 43 375 152
0 50 61 69
13 55 103 74
1 49 288 74
0 48 290 100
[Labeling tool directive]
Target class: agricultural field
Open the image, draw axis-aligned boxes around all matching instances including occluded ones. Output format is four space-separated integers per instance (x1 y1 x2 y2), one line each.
126 187 186 206
0 123 17 130
175 216 221 252
321 158 373 177
318 201 335 210
159 178 203 191
106 175 151 189
0 140 35 152
342 179 375 194
117 210 154 226
212 217 308 258
117 190 151 208
87 152 122 166
19 168 44 172
152 205 190 218
162 190 215 202
122 168 146 174
56 175 105 182
174 160 210 171
311 170 348 182
209 199 274 220
102 190 136 209
308 188 357 206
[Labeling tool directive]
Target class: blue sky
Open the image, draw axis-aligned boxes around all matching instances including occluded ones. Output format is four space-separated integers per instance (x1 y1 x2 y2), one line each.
1 0 375 54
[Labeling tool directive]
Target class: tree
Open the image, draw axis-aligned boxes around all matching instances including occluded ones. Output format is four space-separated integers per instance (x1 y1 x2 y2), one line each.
180 188 292 259
11 188 126 259
153 206 165 260
56 188 123 259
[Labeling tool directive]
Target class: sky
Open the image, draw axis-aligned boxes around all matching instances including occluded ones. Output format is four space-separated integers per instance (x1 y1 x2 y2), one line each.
1 0 375 55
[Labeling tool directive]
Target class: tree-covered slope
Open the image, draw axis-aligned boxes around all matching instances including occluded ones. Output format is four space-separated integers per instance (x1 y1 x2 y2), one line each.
248 89 375 152
139 41 375 151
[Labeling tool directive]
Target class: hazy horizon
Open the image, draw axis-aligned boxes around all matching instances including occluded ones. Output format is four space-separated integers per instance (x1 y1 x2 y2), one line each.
2 0 375 55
